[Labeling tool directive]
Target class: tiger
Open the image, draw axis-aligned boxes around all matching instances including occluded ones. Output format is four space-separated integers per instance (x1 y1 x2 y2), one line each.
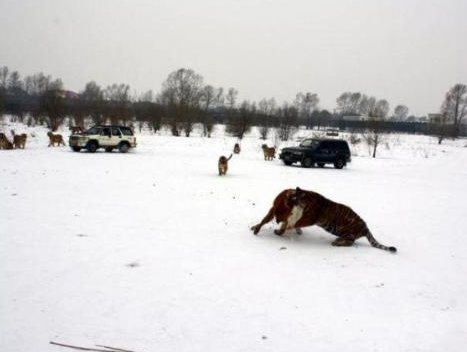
233 143 241 154
218 154 233 176
261 144 276 160
12 133 27 149
47 132 66 147
0 133 13 150
251 187 397 252
69 126 84 134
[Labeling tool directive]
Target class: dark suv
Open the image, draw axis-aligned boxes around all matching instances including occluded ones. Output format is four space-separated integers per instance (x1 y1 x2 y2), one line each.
279 138 351 169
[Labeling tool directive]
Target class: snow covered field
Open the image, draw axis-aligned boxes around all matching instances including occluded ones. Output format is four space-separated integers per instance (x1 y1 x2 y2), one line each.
1 123 467 351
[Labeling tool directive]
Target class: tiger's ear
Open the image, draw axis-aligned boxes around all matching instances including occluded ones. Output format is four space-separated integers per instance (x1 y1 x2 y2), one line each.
296 187 302 193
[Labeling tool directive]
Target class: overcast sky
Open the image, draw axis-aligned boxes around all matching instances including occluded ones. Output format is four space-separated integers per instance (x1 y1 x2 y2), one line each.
1 0 466 115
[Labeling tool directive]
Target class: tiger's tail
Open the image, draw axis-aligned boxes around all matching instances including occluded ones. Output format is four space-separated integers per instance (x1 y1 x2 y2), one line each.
227 154 233 161
366 231 397 253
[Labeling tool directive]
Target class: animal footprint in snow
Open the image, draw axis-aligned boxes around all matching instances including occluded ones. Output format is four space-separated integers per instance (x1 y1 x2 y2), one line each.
126 261 140 268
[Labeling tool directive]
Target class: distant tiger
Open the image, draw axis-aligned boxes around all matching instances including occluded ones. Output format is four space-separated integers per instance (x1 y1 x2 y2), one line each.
47 132 66 147
261 144 275 160
251 187 397 252
233 143 241 154
12 132 27 149
0 133 13 150
218 154 233 176
69 126 84 134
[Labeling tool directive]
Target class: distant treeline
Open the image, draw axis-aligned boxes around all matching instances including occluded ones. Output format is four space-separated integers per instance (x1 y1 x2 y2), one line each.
0 66 465 139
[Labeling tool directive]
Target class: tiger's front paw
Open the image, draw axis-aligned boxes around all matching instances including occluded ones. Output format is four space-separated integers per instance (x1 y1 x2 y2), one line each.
251 224 261 235
274 229 285 236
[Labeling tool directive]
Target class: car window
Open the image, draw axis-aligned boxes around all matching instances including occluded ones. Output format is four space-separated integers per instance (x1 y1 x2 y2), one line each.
299 139 319 148
338 141 348 150
101 127 111 136
86 127 101 135
111 127 121 136
120 127 134 136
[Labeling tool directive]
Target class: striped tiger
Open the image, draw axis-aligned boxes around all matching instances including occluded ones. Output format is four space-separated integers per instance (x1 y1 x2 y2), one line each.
251 187 397 252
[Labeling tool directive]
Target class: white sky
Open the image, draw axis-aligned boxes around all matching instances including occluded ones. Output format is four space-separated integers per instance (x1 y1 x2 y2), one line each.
1 0 466 115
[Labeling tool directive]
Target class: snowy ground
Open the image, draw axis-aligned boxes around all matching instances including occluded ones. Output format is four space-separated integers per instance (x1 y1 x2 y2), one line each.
1 122 467 351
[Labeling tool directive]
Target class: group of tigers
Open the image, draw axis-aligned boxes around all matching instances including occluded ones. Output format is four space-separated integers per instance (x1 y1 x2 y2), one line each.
218 142 277 176
0 129 69 150
2 126 396 253
0 131 27 150
219 141 396 253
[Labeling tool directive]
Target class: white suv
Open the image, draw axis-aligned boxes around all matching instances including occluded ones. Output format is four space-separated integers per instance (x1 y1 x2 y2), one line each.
69 125 137 153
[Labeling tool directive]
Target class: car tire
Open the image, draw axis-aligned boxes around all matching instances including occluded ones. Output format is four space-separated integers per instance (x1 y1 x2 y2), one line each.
301 157 313 168
72 147 81 152
86 141 98 153
119 142 130 153
317 162 325 168
283 160 293 166
334 159 345 169
105 147 113 153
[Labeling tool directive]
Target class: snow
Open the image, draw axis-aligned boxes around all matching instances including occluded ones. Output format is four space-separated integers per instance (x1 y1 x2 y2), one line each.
1 122 467 351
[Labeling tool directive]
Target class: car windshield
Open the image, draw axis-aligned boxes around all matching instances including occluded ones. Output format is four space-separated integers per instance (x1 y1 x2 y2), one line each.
299 139 320 148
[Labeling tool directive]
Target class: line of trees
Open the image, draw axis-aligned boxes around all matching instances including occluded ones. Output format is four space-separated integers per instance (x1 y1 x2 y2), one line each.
1 65 465 143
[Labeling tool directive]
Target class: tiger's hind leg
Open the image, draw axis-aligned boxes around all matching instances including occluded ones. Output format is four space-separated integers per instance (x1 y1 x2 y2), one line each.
331 236 355 247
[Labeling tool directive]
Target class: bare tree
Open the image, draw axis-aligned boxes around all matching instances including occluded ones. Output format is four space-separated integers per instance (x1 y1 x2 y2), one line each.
441 83 467 137
7 70 25 124
336 92 365 116
81 81 104 125
140 89 154 103
226 100 254 139
277 102 298 141
104 83 131 125
0 66 8 125
225 87 238 117
0 86 4 125
295 92 319 128
215 87 224 107
0 66 9 90
134 90 163 133
393 105 409 121
40 89 66 131
200 85 216 137
432 113 451 144
310 109 332 130
24 73 61 96
160 68 204 137
364 97 390 158
257 98 276 139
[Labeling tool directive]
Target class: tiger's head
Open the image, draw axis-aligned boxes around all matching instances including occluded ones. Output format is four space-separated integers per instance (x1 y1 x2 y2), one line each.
288 187 309 207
